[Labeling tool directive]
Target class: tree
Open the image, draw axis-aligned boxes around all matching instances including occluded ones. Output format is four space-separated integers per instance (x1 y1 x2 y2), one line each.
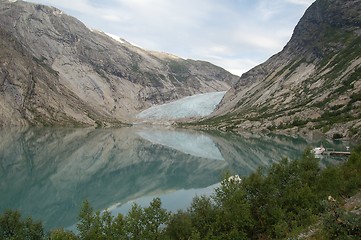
188 195 216 238
77 200 95 239
0 209 44 240
166 210 193 240
100 210 126 240
77 200 126 240
212 174 253 239
49 228 78 240
143 197 169 240
124 203 145 239
322 198 361 239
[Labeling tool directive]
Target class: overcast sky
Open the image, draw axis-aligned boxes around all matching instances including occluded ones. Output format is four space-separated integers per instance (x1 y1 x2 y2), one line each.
25 0 315 76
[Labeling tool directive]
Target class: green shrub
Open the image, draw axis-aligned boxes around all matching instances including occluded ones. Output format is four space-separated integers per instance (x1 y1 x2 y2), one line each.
0 210 44 240
165 210 193 240
49 228 78 240
77 200 126 240
322 199 361 239
333 133 343 139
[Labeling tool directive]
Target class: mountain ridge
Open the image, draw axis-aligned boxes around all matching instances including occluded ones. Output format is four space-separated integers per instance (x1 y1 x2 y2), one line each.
200 0 361 140
0 0 238 127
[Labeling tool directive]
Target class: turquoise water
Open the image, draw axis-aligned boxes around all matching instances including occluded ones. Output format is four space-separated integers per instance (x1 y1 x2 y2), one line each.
0 127 349 230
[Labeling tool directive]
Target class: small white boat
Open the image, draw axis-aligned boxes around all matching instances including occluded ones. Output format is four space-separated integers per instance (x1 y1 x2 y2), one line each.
312 146 326 155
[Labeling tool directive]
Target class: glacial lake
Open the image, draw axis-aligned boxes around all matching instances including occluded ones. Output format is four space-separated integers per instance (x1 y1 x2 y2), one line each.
0 126 350 230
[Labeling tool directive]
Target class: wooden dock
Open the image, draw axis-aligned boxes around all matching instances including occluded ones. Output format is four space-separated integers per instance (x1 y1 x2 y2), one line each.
324 148 351 156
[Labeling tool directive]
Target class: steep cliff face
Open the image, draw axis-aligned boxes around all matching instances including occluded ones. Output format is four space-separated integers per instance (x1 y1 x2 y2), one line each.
0 0 238 127
207 0 361 139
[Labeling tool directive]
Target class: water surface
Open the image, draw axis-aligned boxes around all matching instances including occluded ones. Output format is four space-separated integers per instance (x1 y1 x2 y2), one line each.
0 126 348 230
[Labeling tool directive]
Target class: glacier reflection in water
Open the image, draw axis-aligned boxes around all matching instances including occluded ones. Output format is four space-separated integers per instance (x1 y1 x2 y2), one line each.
0 127 346 230
137 128 224 160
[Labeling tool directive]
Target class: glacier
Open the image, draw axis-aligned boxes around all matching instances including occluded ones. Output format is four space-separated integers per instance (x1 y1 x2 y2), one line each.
136 91 226 120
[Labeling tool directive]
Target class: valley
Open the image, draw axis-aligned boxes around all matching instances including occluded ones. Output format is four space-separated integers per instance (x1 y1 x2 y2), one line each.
0 0 359 142
0 0 360 238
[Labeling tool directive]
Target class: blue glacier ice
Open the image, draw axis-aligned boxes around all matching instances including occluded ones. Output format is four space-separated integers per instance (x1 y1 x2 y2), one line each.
136 91 226 120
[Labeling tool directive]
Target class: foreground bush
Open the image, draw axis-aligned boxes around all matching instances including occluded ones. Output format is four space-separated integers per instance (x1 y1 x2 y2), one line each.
0 210 44 240
321 198 361 239
1 146 360 239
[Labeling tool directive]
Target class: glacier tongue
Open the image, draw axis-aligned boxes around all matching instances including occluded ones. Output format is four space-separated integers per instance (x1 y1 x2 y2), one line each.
136 91 227 120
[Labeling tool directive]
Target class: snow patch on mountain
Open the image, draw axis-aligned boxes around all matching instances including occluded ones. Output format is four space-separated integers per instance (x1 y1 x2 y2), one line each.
104 32 126 44
137 91 226 120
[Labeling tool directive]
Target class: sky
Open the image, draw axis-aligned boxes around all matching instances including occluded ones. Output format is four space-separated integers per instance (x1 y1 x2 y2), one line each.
25 0 315 76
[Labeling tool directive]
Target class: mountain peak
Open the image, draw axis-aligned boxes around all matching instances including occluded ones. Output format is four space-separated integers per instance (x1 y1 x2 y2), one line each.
286 0 361 58
204 0 361 140
0 0 238 127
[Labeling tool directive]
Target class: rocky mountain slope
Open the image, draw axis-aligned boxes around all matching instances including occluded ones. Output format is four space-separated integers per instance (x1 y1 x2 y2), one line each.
203 0 361 140
0 0 238 127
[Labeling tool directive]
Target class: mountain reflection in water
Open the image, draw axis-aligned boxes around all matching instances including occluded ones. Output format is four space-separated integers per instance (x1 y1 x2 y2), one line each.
0 127 346 230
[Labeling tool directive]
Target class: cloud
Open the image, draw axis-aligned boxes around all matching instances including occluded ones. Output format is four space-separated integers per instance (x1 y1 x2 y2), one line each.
256 1 284 20
216 58 262 77
286 0 315 5
24 0 313 75
233 30 285 51
29 0 93 13
101 14 122 22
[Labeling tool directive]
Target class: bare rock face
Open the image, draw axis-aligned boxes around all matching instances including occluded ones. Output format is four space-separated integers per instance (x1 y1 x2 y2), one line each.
0 0 238 127
207 0 361 140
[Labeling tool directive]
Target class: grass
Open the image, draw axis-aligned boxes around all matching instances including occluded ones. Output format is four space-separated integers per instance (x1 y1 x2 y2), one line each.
168 60 189 76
